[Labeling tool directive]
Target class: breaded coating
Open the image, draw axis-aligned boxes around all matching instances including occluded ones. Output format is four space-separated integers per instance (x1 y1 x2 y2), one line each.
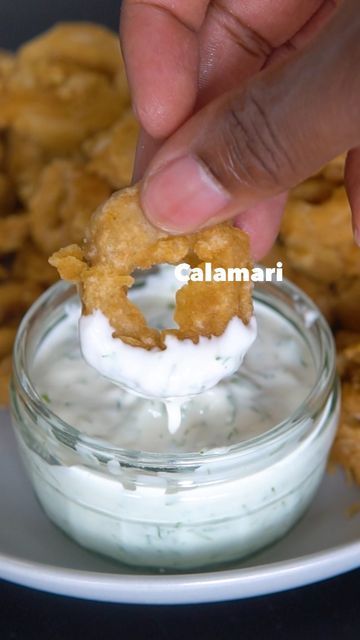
50 185 253 350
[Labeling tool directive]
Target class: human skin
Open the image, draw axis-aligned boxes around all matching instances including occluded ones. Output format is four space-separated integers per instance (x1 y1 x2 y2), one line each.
120 0 360 258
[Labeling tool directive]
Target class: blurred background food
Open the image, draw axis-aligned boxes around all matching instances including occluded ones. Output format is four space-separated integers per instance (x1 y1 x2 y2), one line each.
0 23 138 406
0 23 359 482
263 162 360 482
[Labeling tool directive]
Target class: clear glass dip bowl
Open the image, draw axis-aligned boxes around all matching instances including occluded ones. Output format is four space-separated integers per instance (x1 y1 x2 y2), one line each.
10 277 339 571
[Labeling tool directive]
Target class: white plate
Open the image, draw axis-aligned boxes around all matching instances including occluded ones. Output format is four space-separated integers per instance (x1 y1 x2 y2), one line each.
1 408 360 604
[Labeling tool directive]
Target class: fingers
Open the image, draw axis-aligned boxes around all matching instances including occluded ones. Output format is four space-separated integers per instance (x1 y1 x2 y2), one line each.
123 0 340 180
234 194 287 260
141 0 360 234
120 1 208 138
345 148 360 246
132 128 162 183
265 0 342 66
197 0 327 105
141 155 231 232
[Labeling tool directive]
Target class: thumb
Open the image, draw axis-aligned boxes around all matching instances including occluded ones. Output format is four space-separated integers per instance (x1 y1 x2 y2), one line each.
141 0 360 234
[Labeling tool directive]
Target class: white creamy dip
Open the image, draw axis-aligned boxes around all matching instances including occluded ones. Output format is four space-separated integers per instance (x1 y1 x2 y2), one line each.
79 266 257 400
31 300 315 452
12 278 339 570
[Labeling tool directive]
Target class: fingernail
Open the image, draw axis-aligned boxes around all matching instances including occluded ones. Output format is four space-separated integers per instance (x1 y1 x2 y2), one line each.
142 155 231 232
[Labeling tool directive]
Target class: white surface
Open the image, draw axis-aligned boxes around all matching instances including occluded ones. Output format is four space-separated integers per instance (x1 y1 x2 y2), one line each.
1 409 360 604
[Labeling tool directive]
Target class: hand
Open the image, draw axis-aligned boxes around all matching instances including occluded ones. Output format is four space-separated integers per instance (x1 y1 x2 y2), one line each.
121 1 360 257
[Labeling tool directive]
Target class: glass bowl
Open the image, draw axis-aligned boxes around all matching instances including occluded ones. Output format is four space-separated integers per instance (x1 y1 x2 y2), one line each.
10 276 339 570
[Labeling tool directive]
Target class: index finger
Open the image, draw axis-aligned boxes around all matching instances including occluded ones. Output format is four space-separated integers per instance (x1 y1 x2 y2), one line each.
197 0 333 104
120 1 209 138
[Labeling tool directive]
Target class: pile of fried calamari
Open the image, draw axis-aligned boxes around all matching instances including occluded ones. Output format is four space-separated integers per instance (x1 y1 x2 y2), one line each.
50 185 253 349
263 156 360 481
0 24 359 484
0 23 138 404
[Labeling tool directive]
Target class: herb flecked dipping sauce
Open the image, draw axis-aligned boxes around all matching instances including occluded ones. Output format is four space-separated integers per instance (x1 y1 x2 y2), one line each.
11 272 339 570
32 292 315 453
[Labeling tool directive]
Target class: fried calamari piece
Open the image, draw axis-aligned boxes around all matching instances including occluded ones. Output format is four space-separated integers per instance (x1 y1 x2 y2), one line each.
291 176 333 204
29 159 111 254
47 244 87 281
80 265 161 348
268 155 345 213
337 341 360 383
0 23 130 153
0 138 5 169
11 241 58 287
6 131 51 205
174 268 250 340
336 330 360 352
261 241 288 269
333 278 360 332
173 227 253 337
330 326 360 482
0 213 30 254
331 333 360 482
50 185 253 349
0 49 15 91
0 355 12 407
331 383 360 484
0 59 126 153
18 23 124 78
262 241 336 325
288 269 336 326
0 281 43 324
0 22 137 407
83 110 139 189
281 187 360 284
0 172 16 215
0 327 17 360
83 186 191 273
50 246 160 348
320 154 345 185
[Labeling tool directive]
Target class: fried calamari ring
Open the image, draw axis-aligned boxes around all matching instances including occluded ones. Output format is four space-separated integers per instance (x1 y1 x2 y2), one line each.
290 177 333 205
0 327 17 360
0 59 126 153
280 187 360 284
50 185 255 398
320 154 345 185
333 278 360 332
18 23 124 77
50 184 253 350
330 332 360 483
83 110 139 189
0 280 43 324
0 212 30 255
0 354 12 407
0 172 16 215
0 49 15 92
11 241 58 287
29 159 111 254
330 382 360 483
6 131 50 206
